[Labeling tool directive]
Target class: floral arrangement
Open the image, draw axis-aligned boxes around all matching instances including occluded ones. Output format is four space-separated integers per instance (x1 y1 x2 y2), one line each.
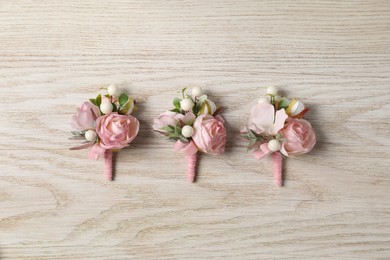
241 86 316 186
153 87 227 182
70 85 139 180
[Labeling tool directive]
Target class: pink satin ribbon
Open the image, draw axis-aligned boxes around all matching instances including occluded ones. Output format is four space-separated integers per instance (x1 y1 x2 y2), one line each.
253 143 283 186
88 143 105 160
174 140 199 182
186 153 197 182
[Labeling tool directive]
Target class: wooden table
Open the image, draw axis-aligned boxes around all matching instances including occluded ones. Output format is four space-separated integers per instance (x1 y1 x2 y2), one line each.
1 1 389 259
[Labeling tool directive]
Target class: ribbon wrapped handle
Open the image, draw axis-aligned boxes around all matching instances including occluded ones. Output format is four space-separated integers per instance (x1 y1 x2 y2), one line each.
272 152 283 186
104 150 113 181
186 153 198 182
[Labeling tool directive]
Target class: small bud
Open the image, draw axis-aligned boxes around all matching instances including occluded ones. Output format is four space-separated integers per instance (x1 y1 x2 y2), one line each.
100 102 113 114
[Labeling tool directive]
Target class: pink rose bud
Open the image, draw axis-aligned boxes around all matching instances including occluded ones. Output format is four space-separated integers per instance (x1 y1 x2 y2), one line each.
71 102 99 131
152 111 183 132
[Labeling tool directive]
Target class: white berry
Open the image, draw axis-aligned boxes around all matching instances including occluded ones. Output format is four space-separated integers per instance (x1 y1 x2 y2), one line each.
266 86 278 96
181 125 194 138
107 84 121 97
100 102 113 114
85 130 97 142
180 98 194 111
258 96 270 104
268 139 281 152
192 86 203 97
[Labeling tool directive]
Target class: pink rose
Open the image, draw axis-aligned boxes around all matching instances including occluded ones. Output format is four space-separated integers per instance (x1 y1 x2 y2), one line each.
95 112 139 150
71 102 99 130
280 118 316 157
192 114 226 155
153 111 196 132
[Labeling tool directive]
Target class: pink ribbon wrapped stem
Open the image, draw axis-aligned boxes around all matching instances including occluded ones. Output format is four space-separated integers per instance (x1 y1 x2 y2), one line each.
272 152 283 186
174 140 199 182
186 152 198 182
104 150 113 181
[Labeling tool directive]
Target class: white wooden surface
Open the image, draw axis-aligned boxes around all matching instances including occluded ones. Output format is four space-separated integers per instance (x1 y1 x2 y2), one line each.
1 1 390 259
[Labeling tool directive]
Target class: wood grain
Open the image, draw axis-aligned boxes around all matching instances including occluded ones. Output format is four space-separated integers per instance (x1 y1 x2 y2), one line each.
1 0 390 259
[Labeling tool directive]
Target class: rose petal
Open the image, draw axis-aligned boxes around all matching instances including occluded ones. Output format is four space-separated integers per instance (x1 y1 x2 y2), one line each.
272 108 288 134
250 103 275 134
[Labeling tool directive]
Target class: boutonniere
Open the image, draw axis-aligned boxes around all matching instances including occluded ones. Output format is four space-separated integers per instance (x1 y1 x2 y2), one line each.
153 86 227 182
70 85 139 180
242 86 316 186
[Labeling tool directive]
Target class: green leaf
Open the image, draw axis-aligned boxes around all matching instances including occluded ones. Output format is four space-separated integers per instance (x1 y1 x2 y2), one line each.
71 130 86 136
162 125 184 141
160 125 175 133
240 133 251 140
119 97 134 115
181 88 187 99
112 103 117 112
96 94 102 106
170 108 181 113
248 129 256 139
118 93 129 106
89 99 97 106
168 136 180 141
173 97 181 109
193 102 201 115
174 126 182 136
